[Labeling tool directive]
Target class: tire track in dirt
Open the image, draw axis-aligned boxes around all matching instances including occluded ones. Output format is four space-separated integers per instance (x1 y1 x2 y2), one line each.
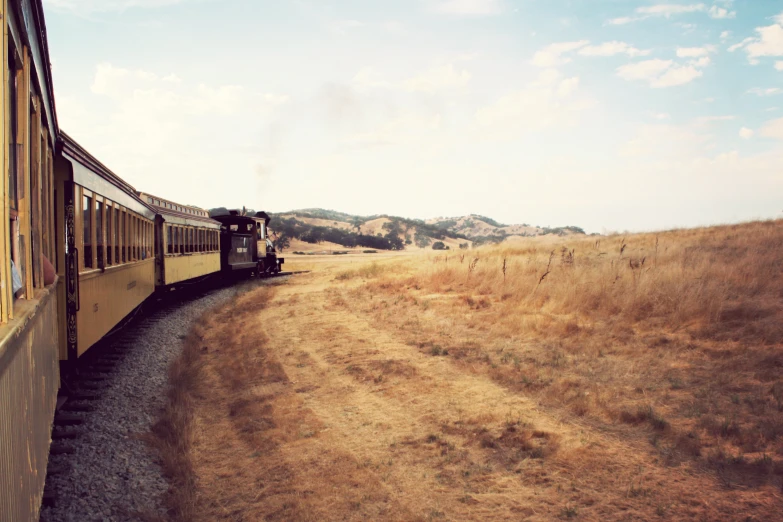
254 273 738 520
185 271 777 521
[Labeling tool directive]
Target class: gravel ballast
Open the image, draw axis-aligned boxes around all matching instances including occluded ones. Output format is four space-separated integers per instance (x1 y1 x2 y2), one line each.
40 287 236 522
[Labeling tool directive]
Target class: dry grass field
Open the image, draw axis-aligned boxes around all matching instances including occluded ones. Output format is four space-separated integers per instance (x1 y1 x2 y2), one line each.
150 220 783 521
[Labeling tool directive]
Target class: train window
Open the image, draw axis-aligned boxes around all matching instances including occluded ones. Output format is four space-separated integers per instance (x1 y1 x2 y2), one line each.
136 218 140 260
106 205 113 266
189 228 194 252
83 195 93 268
115 208 120 263
122 212 126 262
166 226 172 254
147 197 153 204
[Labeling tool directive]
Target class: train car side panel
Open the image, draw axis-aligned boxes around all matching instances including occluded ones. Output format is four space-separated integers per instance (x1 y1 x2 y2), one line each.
0 0 60 519
75 259 154 356
163 252 220 285
0 284 59 522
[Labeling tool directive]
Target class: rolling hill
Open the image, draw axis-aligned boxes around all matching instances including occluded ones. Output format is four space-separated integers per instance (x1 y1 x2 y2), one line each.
267 209 586 252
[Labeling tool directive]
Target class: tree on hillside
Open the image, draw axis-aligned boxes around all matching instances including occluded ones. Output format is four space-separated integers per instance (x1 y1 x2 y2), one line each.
274 233 291 252
432 241 448 250
414 231 430 248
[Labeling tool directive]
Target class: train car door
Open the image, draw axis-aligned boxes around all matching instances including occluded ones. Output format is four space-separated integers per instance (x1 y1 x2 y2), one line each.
54 155 78 361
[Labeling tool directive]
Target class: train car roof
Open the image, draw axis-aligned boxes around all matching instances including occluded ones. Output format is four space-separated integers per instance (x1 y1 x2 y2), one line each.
9 0 59 146
57 132 155 220
139 192 221 229
209 211 257 226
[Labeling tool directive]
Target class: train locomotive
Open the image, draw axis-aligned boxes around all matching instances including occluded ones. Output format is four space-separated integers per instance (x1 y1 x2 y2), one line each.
209 209 284 277
0 2 283 518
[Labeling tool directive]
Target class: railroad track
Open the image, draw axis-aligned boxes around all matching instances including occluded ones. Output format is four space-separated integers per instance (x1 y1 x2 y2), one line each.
40 272 305 517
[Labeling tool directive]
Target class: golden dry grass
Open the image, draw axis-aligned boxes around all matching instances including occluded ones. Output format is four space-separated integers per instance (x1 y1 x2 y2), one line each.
153 220 783 521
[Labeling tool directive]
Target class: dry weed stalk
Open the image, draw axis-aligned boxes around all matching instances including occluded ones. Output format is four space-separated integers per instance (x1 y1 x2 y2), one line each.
537 250 555 287
468 257 479 278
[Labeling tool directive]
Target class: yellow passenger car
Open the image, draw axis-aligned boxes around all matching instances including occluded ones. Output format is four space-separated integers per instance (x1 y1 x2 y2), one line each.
138 193 221 287
54 134 156 360
0 1 61 520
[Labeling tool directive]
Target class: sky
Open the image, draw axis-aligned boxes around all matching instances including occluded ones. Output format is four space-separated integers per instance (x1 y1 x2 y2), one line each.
43 0 783 233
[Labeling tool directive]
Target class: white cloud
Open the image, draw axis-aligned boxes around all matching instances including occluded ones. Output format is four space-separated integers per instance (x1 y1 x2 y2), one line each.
59 62 288 210
44 0 187 13
605 16 639 26
708 5 735 19
652 112 671 120
676 45 716 58
652 64 703 88
578 41 650 57
352 67 392 91
697 115 735 123
427 0 503 15
383 20 405 34
637 3 706 17
531 40 589 67
263 93 290 106
330 19 364 35
728 14 783 63
691 56 711 67
759 117 783 139
775 61 783 71
341 112 443 149
475 71 595 137
739 127 754 139
621 123 710 157
617 50 713 88
557 77 580 97
616 59 673 81
606 3 736 25
720 30 732 41
748 87 783 96
403 63 472 92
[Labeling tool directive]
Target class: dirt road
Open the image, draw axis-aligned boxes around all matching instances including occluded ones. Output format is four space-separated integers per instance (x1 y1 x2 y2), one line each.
175 255 781 521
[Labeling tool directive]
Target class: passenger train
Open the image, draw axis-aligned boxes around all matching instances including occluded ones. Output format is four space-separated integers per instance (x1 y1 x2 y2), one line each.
0 2 281 519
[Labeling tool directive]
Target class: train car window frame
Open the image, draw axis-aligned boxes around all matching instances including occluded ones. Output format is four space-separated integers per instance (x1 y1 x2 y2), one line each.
166 225 172 254
83 193 93 269
120 209 126 263
106 202 113 266
114 207 120 264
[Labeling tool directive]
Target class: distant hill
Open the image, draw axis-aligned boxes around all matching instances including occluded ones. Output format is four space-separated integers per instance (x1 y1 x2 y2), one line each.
266 209 586 252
